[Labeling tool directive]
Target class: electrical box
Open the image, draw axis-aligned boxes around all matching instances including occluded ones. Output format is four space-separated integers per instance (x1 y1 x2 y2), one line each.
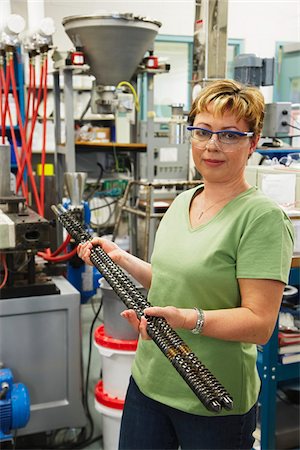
262 102 291 137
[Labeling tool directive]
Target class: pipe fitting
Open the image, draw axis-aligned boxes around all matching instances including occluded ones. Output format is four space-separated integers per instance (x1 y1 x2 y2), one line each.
0 14 25 49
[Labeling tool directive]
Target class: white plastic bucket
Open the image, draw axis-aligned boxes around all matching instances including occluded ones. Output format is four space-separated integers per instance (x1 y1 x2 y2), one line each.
95 380 124 450
94 325 137 399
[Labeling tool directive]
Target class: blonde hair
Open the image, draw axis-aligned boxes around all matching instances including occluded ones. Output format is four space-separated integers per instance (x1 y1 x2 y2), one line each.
189 79 265 136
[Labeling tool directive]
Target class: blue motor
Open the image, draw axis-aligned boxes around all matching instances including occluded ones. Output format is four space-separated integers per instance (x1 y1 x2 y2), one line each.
0 368 30 442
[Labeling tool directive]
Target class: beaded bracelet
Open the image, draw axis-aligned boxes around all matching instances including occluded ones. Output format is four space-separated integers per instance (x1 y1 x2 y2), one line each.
191 307 205 334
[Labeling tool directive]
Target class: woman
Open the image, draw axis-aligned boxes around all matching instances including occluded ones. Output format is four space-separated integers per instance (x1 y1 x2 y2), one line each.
78 79 294 449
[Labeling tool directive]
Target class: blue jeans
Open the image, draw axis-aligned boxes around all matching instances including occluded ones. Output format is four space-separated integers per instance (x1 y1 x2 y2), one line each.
119 377 257 450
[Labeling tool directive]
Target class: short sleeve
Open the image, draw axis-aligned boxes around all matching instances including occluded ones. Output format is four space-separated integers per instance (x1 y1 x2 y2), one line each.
236 209 294 284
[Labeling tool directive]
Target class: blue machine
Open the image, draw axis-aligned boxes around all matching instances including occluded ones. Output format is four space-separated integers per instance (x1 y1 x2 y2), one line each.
63 199 102 303
0 368 30 442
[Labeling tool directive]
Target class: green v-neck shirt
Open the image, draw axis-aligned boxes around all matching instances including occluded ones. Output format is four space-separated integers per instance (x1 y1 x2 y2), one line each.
131 185 294 416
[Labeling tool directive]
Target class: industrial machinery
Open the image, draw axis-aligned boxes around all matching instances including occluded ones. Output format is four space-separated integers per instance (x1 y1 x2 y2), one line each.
0 368 30 442
62 13 161 116
0 143 86 436
56 12 193 259
60 12 162 145
0 143 57 299
233 53 292 144
63 171 102 303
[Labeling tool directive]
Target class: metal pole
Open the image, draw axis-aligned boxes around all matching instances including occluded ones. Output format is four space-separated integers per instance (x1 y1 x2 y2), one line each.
63 68 76 172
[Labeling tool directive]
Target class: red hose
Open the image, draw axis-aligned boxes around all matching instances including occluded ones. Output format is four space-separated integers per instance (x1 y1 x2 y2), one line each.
0 66 27 198
9 56 42 214
1 64 11 144
40 55 48 216
51 234 72 257
32 59 36 115
38 246 78 263
16 60 44 193
0 64 3 142
24 60 33 135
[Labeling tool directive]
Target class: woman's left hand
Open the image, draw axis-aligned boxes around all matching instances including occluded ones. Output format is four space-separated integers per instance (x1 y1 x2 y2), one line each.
121 306 196 340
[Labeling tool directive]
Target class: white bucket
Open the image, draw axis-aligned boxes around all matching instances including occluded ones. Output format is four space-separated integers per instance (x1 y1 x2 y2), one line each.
94 325 137 399
95 380 124 450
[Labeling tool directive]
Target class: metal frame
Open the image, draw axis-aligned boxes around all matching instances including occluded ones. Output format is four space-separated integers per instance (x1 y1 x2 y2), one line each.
112 180 199 261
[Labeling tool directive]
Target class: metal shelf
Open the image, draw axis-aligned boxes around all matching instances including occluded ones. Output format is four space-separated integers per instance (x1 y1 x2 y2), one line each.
257 308 300 449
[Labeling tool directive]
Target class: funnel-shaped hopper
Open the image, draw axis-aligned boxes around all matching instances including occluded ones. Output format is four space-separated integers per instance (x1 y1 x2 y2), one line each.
62 13 161 86
64 172 87 206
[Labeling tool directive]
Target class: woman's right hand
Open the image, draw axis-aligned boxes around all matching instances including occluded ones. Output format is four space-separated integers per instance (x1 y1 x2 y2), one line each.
77 237 124 266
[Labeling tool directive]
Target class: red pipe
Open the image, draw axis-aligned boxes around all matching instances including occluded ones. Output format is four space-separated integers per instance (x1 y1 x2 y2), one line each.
24 60 33 135
51 234 72 257
37 246 78 263
40 55 48 215
0 64 3 141
32 58 36 115
16 60 44 192
1 64 11 144
0 66 27 197
9 56 42 214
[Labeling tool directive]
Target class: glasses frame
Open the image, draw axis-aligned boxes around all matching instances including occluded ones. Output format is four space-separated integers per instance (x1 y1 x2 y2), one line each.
187 126 254 145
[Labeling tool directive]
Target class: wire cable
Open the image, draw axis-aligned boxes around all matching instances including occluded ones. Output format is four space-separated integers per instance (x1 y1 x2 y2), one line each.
82 299 103 443
79 97 91 121
283 122 300 131
90 198 119 211
83 162 104 201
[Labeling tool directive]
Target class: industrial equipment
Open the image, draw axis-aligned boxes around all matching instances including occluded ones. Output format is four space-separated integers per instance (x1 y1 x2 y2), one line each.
262 102 292 139
192 0 228 85
62 13 161 113
56 12 193 259
0 368 30 442
63 172 102 303
0 143 86 436
233 53 292 143
0 143 57 299
0 277 87 437
234 53 274 87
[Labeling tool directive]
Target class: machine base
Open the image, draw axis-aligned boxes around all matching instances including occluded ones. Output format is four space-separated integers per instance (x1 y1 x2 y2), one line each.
0 276 86 436
0 281 60 299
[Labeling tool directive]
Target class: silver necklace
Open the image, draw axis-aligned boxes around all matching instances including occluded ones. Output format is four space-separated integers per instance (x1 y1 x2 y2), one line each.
198 195 233 219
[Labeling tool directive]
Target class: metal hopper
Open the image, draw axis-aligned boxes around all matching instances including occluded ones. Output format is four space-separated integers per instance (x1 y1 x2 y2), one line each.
62 12 161 86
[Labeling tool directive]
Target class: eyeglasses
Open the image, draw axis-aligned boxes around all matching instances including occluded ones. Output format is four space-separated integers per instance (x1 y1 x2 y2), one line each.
187 127 254 146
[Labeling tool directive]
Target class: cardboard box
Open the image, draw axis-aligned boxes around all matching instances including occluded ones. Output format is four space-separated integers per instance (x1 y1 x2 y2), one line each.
91 127 110 143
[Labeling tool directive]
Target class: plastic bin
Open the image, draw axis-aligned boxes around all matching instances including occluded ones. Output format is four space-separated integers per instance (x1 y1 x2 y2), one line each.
95 380 124 450
94 325 137 399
